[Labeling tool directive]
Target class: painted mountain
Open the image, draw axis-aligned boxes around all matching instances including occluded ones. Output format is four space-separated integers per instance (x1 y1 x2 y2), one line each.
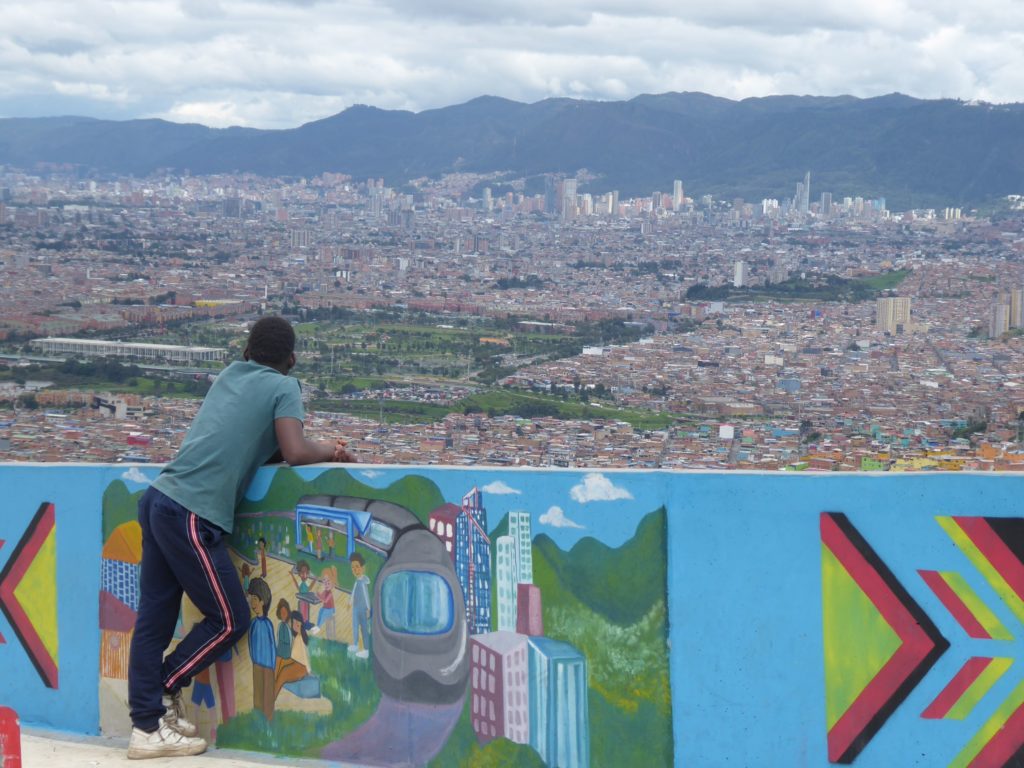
3 93 1024 208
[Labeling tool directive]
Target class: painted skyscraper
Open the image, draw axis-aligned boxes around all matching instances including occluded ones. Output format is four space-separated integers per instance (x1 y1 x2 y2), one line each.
456 487 492 634
528 636 590 768
495 536 517 632
496 510 533 631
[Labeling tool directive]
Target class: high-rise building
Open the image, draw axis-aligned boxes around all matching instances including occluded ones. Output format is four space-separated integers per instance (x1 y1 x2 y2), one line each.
876 297 912 334
990 303 1011 338
799 171 811 214
560 179 578 222
733 260 749 288
820 192 832 216
1010 288 1024 328
673 180 684 211
470 631 530 746
455 487 492 634
528 637 590 768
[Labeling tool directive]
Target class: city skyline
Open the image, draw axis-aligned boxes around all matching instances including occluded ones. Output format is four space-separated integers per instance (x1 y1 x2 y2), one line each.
1 1 1023 129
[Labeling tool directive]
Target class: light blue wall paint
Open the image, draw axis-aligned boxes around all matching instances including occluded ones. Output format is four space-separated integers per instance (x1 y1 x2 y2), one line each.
0 464 105 734
670 473 1024 767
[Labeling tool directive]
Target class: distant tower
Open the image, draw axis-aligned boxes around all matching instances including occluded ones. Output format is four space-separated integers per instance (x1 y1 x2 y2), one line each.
990 302 1011 338
673 180 684 211
560 178 578 222
802 171 811 213
1010 288 1024 328
733 260 749 288
820 192 832 216
876 297 912 334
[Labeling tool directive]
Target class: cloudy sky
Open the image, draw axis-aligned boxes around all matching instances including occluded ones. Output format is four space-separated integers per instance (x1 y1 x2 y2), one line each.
2 0 1023 129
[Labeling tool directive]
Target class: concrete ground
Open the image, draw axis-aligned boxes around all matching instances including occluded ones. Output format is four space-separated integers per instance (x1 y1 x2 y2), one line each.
19 730 357 768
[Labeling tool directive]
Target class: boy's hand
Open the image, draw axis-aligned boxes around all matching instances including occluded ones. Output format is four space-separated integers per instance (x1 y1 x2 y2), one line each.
333 440 357 463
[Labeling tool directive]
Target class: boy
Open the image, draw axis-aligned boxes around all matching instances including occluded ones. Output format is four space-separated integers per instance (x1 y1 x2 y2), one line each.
127 315 355 759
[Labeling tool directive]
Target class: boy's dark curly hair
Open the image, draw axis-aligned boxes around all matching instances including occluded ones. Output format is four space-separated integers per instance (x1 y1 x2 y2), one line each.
247 577 273 617
246 316 295 366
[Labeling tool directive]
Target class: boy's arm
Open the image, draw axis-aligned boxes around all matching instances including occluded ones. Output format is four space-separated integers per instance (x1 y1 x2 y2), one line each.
275 417 354 465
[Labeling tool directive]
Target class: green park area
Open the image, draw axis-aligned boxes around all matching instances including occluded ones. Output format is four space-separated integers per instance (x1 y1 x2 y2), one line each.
310 388 676 430
686 268 911 303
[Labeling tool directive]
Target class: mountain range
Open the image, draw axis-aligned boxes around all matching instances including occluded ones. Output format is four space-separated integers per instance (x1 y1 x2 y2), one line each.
3 92 1023 209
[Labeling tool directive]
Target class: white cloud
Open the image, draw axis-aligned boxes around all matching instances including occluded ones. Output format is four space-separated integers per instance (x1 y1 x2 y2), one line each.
359 469 384 479
481 480 521 495
121 466 151 484
569 472 633 503
539 505 584 529
1 0 1023 128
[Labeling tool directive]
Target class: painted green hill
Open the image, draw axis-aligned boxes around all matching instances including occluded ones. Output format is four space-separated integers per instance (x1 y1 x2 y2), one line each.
236 467 446 526
102 479 144 541
532 506 667 627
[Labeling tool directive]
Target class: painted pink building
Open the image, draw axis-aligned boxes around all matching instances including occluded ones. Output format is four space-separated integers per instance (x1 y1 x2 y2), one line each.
516 583 543 636
470 631 530 745
428 502 460 560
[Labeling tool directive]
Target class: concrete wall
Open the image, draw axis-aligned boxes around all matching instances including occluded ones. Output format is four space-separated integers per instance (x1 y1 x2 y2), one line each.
1 463 1023 767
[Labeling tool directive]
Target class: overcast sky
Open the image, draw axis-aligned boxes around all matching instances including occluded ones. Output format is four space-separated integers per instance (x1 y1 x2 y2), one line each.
1 0 1023 129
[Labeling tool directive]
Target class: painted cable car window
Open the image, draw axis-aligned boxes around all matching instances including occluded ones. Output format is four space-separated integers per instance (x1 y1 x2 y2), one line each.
366 520 395 549
381 570 454 635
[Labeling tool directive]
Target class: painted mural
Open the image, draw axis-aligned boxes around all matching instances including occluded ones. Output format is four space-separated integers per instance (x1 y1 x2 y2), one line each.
98 465 673 767
6 464 1024 766
822 512 1024 767
0 501 58 689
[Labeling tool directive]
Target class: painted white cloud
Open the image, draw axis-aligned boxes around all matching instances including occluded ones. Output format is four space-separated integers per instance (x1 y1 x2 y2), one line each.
0 0 1023 128
359 469 384 479
539 505 584 529
121 466 151 484
481 480 521 495
569 472 633 503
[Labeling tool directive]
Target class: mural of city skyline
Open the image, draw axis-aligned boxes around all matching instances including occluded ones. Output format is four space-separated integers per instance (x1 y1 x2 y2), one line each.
97 465 672 767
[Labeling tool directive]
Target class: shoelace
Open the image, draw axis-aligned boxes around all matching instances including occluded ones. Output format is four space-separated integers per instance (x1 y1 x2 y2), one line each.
165 691 185 724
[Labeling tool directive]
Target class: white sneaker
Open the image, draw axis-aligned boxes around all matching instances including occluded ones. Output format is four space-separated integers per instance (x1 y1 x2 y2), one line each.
127 719 207 759
355 649 369 659
347 644 358 653
309 625 322 636
162 690 198 737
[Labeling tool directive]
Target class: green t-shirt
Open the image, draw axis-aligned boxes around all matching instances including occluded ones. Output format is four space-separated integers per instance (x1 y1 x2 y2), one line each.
153 360 304 533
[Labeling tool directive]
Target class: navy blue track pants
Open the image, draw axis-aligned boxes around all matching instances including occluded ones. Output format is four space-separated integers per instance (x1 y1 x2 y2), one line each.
128 487 249 732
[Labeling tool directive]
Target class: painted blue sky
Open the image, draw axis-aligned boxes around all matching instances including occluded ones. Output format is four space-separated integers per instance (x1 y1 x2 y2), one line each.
336 466 663 550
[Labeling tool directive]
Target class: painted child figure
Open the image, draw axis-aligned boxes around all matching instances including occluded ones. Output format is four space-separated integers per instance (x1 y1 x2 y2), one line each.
316 566 338 641
126 316 355 759
348 553 371 659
